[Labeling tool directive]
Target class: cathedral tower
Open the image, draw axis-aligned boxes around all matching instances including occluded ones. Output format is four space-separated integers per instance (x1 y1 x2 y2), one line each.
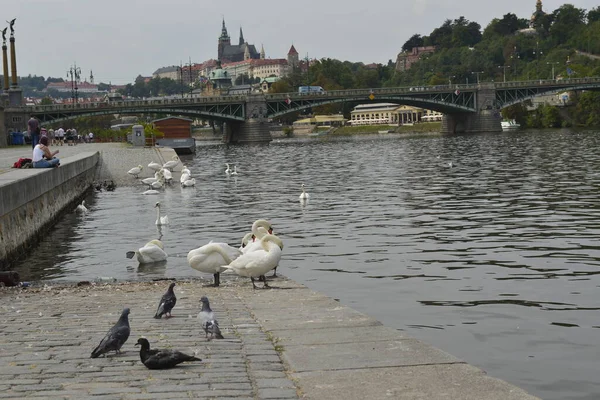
218 18 231 60
239 27 245 46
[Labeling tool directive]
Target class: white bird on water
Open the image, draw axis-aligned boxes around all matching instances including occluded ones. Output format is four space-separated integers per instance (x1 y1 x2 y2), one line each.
154 202 169 225
142 190 161 195
299 183 310 200
126 239 167 264
225 163 231 175
128 165 143 178
182 178 196 187
231 165 238 175
76 200 89 213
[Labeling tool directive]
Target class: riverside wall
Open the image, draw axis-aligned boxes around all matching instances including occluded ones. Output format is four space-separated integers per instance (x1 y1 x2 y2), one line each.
0 152 98 269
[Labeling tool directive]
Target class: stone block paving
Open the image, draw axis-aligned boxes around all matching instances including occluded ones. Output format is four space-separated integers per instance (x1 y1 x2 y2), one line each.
0 280 299 399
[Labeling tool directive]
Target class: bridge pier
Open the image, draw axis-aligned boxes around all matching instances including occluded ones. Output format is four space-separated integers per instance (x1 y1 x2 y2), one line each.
441 85 502 134
224 119 272 144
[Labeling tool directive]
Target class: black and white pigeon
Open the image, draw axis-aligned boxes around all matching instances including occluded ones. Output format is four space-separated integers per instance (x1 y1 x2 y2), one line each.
198 296 224 340
135 338 201 369
91 308 131 358
154 282 176 319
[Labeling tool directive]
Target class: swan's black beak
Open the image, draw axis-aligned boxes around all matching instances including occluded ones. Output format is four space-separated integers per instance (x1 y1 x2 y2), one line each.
134 343 140 347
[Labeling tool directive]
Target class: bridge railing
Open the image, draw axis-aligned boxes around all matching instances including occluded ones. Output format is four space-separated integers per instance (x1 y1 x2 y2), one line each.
494 76 600 89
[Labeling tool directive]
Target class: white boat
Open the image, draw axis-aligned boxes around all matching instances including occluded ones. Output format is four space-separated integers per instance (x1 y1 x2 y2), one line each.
501 120 521 130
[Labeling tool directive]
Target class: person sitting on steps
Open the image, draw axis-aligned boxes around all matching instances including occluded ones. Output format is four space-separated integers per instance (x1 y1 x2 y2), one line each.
32 136 60 168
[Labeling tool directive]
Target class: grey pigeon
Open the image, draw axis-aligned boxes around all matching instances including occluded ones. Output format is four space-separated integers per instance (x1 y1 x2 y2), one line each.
154 282 176 319
91 308 131 358
198 296 224 340
135 338 201 369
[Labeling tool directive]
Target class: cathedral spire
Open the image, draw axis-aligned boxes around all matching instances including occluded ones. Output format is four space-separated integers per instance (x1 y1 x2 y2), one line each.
239 27 244 46
260 44 265 59
220 18 229 39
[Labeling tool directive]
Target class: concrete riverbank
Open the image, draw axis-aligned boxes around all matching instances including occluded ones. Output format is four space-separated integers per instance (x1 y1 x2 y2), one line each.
0 277 539 399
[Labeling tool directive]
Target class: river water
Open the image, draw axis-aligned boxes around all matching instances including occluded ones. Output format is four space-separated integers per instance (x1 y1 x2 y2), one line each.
14 129 600 400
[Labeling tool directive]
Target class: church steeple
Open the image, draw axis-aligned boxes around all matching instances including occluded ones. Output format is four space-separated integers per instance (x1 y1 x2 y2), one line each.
218 18 231 61
260 44 265 59
239 27 245 46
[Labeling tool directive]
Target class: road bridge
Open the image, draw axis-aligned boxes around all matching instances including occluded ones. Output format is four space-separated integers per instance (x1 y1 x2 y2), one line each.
2 77 600 145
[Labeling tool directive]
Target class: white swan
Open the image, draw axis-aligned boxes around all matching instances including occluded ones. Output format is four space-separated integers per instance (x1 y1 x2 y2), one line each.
148 161 162 172
241 226 269 254
150 178 165 190
187 242 243 286
163 156 179 171
128 165 143 178
142 190 161 195
222 234 284 289
182 178 196 187
231 165 238 175
181 165 191 176
154 202 169 225
161 168 173 184
76 200 89 213
126 239 167 264
299 183 310 200
180 172 190 184
225 163 231 175
239 232 254 251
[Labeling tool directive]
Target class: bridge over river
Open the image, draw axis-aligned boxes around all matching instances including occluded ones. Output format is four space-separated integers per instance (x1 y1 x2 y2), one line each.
3 77 600 144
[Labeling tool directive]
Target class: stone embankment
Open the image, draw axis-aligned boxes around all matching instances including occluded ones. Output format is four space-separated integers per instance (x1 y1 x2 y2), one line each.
0 277 539 400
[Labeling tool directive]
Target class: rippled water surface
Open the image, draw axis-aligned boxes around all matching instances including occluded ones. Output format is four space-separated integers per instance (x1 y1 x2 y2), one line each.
17 129 600 400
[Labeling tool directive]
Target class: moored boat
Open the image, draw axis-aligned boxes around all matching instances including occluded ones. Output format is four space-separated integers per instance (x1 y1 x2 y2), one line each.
501 120 521 130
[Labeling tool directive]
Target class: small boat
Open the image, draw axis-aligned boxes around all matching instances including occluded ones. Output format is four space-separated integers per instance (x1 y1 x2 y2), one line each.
501 120 521 131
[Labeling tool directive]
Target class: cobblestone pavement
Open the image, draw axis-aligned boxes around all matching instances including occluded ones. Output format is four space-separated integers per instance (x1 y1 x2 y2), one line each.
0 279 299 399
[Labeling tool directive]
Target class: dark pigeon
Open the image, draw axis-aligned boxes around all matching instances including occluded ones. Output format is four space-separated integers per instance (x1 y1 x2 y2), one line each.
154 282 176 319
135 338 201 369
198 296 224 340
91 308 131 358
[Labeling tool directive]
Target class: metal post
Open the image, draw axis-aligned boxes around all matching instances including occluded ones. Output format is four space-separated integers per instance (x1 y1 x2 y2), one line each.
546 62 559 80
497 66 509 83
471 71 483 84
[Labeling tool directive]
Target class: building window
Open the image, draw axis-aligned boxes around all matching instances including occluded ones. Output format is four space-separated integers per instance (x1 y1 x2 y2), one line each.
12 116 22 123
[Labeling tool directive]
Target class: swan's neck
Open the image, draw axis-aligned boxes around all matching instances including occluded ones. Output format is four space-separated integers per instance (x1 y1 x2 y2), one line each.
156 206 161 221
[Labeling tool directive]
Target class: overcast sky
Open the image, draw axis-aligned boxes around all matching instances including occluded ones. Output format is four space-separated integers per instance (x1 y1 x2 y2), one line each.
4 0 597 84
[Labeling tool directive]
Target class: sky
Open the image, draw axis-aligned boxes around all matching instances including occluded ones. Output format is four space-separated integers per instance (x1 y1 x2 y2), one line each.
3 0 598 85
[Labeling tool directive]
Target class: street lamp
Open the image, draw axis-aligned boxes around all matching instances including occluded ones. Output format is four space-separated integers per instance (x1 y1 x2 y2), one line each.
533 41 543 78
67 62 81 108
471 71 484 84
448 75 455 86
546 62 559 80
497 65 510 83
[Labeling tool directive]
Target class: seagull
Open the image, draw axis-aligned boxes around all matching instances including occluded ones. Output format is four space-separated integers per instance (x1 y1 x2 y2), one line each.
231 165 238 175
198 296 224 340
76 200 89 213
448 162 454 168
128 165 143 178
154 282 176 319
90 308 131 358
135 338 201 370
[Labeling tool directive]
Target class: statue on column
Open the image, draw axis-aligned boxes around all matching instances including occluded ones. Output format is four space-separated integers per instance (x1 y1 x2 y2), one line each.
1 28 6 44
6 18 15 37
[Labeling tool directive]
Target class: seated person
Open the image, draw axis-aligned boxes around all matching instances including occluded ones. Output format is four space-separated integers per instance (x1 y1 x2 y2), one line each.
32 136 60 168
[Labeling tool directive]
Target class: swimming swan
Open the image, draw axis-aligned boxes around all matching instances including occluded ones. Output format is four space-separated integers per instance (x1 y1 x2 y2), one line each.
221 234 284 289
182 178 196 187
126 239 167 264
231 166 238 175
187 242 243 286
143 190 161 195
154 202 169 225
76 200 89 213
128 165 143 178
299 183 310 200
225 163 231 175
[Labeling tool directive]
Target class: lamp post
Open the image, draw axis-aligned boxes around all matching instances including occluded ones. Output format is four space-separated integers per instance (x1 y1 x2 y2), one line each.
510 46 520 78
497 65 510 83
67 62 81 108
471 71 484 84
546 62 559 80
533 41 543 78
448 75 455 86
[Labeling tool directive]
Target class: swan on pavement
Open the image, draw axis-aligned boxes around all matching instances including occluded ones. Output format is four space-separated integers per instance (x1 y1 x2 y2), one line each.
128 165 143 178
187 242 243 286
163 156 180 171
148 161 162 172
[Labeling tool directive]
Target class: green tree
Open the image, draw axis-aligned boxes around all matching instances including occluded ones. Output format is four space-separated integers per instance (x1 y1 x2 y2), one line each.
402 34 424 52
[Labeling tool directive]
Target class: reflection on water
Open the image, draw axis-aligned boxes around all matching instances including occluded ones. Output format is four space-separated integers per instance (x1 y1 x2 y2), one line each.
12 130 600 400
